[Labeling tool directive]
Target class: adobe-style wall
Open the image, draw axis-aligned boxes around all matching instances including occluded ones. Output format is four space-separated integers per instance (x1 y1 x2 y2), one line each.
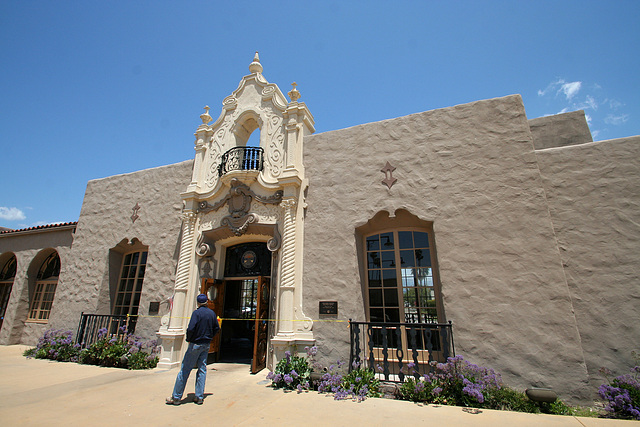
536 136 640 392
48 160 194 342
528 110 593 150
0 227 74 345
302 95 591 402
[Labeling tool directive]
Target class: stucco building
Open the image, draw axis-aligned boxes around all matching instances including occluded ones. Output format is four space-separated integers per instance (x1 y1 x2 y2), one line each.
1 54 638 403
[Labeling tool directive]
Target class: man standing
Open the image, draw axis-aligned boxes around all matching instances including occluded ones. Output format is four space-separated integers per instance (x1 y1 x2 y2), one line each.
166 294 220 405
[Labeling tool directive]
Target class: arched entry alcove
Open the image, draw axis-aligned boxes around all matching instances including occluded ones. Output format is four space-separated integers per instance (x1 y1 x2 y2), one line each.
197 224 279 373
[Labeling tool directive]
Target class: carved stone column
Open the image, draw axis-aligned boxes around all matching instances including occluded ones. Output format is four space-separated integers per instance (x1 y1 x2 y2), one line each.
275 197 297 337
169 211 197 329
156 210 197 368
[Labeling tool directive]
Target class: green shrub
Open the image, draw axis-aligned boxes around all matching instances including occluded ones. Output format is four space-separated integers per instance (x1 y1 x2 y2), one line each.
399 375 436 402
267 350 311 390
79 327 159 370
545 399 574 415
483 387 539 413
339 363 381 400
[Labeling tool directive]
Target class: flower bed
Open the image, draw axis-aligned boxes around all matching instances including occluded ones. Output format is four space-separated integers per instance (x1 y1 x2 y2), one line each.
24 328 160 370
263 346 640 420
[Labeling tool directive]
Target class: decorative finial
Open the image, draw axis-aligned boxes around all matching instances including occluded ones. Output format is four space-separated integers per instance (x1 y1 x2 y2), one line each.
200 105 212 124
288 82 301 102
249 51 263 74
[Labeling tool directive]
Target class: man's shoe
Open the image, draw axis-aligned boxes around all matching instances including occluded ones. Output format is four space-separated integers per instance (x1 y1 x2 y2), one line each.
166 397 181 405
194 397 204 405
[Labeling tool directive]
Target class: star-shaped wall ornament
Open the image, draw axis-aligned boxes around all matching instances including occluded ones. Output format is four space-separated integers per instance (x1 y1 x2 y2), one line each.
131 203 141 223
381 161 398 189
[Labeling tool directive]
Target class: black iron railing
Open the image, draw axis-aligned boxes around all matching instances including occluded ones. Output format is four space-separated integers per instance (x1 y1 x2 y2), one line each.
219 146 264 176
349 320 454 382
75 313 137 349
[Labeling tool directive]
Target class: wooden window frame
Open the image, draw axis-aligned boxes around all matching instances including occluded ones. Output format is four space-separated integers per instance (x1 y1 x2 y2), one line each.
28 280 57 322
112 250 148 317
363 227 444 325
0 255 17 329
28 252 60 323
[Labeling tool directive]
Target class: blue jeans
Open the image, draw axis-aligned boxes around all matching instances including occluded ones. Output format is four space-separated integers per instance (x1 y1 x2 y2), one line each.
172 342 209 400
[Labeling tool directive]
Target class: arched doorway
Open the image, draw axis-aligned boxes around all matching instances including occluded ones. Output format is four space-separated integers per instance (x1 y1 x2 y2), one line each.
201 242 271 373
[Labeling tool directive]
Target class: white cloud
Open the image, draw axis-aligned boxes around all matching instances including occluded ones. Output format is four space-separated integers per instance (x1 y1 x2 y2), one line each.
584 95 597 110
585 114 592 125
538 79 563 97
592 130 601 139
537 78 582 100
560 81 581 100
604 114 629 126
0 207 26 221
609 99 623 110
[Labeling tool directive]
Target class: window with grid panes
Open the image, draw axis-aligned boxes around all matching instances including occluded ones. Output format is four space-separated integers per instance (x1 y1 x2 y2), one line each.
28 252 60 321
113 251 147 318
0 255 17 330
240 279 258 319
365 230 438 324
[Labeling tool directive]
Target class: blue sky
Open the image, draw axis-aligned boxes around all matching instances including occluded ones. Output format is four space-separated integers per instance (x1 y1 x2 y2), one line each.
1 1 638 229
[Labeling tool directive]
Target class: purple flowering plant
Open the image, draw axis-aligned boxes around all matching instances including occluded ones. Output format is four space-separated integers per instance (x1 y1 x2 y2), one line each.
399 355 502 407
316 359 380 402
266 348 312 391
24 327 160 370
23 329 81 362
598 352 640 420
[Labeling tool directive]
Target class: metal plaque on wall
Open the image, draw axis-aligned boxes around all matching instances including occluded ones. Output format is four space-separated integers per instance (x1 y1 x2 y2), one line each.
319 301 338 316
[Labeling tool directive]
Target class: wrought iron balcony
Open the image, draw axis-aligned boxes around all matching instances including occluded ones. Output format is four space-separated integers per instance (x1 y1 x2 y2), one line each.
219 146 264 176
349 320 454 382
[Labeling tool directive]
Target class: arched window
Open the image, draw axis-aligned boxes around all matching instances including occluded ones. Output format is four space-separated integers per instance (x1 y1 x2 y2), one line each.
357 210 446 362
365 230 439 323
0 254 17 330
113 250 147 319
28 252 60 321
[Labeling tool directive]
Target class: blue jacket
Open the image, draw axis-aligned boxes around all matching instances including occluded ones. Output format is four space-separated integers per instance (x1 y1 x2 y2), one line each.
186 306 220 345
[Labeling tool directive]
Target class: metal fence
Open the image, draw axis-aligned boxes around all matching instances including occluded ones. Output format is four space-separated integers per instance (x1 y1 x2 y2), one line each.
349 320 454 382
75 313 137 349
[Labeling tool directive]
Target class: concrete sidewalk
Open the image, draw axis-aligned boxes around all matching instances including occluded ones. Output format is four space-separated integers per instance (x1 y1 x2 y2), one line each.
0 345 636 426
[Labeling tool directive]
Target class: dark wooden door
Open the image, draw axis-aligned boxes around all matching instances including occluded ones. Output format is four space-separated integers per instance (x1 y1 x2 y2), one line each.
251 276 270 373
201 278 225 355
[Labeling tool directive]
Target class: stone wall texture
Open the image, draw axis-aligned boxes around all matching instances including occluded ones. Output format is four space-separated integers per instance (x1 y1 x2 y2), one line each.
0 227 74 345
302 95 594 402
536 136 640 390
47 160 193 342
529 110 593 150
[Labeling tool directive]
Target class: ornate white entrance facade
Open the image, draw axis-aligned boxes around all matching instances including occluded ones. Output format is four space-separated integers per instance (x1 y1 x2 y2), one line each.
156 53 315 368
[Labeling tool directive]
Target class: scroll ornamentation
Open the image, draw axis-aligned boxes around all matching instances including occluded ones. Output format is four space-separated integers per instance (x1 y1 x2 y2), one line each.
195 233 215 257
